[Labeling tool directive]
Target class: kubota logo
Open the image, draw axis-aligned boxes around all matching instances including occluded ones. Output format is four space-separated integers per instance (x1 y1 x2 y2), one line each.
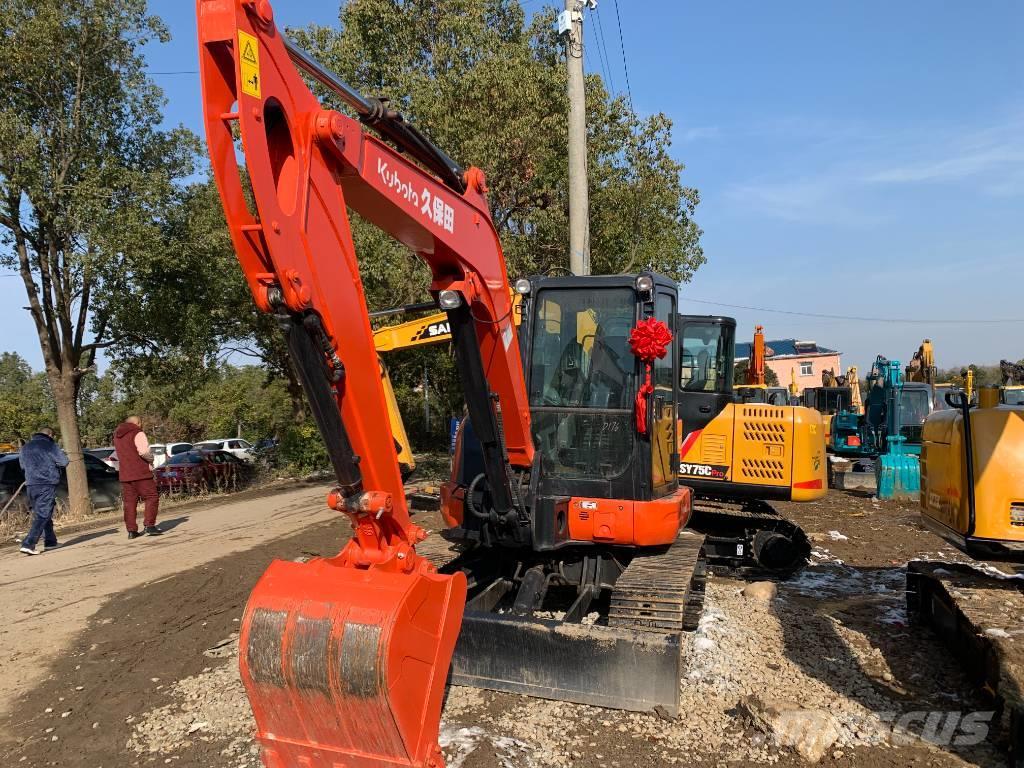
377 157 455 234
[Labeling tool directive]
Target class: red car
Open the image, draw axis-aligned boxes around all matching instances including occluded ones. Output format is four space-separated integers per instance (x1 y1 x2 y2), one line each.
154 450 253 494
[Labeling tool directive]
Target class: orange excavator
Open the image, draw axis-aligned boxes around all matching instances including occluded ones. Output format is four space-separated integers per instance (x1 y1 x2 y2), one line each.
733 324 788 405
197 3 704 767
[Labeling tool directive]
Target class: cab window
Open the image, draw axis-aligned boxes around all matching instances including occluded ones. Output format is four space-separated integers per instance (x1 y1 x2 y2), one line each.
529 288 635 409
680 322 733 393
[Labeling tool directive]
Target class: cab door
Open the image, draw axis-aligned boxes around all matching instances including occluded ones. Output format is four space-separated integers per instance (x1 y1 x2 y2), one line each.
677 316 736 481
650 291 678 497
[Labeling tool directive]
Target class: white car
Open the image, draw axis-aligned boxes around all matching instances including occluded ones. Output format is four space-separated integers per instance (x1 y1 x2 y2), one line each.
87 447 119 472
151 442 194 469
195 438 256 463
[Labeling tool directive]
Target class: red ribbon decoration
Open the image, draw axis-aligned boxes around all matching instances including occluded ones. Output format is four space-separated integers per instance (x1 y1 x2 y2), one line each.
629 317 673 435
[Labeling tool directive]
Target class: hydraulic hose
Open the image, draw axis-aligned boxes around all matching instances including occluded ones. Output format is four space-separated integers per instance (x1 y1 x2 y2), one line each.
946 390 977 537
466 472 490 520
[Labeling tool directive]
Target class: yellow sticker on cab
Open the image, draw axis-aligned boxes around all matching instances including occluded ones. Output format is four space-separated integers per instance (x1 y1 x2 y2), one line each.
238 30 261 99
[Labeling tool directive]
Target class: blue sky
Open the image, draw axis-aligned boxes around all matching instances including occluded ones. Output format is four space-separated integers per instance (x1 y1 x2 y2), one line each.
2 1 1022 374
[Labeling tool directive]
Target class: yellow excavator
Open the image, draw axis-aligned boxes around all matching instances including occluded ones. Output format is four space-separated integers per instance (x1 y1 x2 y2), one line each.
919 386 1024 557
677 316 826 570
906 338 938 385
372 307 455 478
373 295 522 478
908 385 1023 753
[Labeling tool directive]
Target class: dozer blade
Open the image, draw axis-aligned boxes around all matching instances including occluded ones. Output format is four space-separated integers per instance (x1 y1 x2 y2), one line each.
452 612 682 714
240 557 467 768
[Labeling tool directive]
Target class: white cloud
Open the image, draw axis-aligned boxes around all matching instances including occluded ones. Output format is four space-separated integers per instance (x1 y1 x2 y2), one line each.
722 107 1024 222
864 148 1022 183
725 176 849 223
678 125 720 143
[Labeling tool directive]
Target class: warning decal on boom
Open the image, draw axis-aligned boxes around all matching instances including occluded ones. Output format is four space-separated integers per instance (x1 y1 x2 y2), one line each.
238 30 261 99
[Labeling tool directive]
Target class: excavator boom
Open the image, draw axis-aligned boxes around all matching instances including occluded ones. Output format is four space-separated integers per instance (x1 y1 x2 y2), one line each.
747 324 766 386
196 2 537 765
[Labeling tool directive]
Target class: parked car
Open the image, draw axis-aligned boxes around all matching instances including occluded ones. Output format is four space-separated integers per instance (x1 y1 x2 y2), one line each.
0 453 121 513
86 446 119 471
252 437 280 467
150 441 194 469
154 450 254 494
194 438 256 463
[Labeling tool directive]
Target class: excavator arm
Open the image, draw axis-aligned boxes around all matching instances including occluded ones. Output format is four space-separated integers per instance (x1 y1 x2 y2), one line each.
746 324 766 386
197 2 533 766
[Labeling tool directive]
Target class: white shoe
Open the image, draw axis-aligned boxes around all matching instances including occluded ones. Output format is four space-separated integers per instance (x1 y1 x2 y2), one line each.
19 546 39 556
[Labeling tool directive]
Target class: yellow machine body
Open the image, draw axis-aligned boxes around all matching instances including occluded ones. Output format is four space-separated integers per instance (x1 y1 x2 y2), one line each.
679 403 827 502
920 397 1024 559
373 294 522 477
372 311 453 478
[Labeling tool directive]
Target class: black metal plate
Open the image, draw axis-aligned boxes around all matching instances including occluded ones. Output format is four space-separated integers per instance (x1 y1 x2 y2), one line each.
449 611 682 715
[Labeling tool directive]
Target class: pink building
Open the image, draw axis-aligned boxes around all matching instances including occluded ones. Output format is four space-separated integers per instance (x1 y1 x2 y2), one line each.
735 338 842 394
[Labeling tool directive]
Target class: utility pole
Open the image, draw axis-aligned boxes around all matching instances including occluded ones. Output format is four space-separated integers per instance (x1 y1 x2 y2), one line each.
560 0 593 275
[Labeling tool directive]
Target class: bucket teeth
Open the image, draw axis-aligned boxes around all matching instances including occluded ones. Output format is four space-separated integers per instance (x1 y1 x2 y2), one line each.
239 557 466 768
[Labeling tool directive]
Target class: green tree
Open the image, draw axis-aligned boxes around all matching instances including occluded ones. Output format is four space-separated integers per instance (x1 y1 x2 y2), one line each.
77 370 128 447
170 365 292 443
290 0 704 447
0 0 196 514
100 178 310 425
0 353 56 444
294 0 702 297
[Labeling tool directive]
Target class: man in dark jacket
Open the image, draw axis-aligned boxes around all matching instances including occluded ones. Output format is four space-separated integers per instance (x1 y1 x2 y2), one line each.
113 416 162 538
18 428 69 555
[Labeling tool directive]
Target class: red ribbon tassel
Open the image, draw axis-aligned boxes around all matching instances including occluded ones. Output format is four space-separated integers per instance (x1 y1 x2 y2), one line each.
628 317 673 435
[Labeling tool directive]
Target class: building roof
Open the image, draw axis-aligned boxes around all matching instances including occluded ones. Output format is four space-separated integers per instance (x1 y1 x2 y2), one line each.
735 339 840 360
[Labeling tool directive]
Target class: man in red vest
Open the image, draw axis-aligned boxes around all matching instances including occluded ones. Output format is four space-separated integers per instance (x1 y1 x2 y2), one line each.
113 416 162 538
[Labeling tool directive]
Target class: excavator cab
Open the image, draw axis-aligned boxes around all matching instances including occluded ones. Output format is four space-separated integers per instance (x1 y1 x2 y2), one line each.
439 273 702 714
446 273 683 548
678 315 737 430
522 274 680 508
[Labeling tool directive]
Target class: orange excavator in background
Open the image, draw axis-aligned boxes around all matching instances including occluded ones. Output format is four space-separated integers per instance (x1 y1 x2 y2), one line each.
197 3 705 767
749 324 766 384
733 324 789 405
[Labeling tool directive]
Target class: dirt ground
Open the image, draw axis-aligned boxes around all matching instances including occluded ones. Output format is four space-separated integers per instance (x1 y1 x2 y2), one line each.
0 484 1019 768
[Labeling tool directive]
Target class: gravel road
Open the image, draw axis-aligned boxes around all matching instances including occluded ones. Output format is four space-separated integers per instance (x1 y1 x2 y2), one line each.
0 485 1016 768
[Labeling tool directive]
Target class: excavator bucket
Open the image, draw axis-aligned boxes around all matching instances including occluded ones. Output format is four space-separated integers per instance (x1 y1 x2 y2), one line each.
240 557 467 768
876 435 921 500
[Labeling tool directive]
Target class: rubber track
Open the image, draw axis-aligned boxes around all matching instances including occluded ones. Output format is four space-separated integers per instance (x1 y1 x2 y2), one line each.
608 530 707 633
689 498 811 577
419 530 708 632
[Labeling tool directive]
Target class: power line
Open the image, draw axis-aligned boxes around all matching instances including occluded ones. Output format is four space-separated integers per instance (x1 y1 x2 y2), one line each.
147 70 199 75
682 297 1024 325
611 0 634 110
591 6 615 93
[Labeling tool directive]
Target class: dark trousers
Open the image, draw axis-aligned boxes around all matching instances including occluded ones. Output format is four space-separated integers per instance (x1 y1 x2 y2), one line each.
122 477 159 532
24 484 59 549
